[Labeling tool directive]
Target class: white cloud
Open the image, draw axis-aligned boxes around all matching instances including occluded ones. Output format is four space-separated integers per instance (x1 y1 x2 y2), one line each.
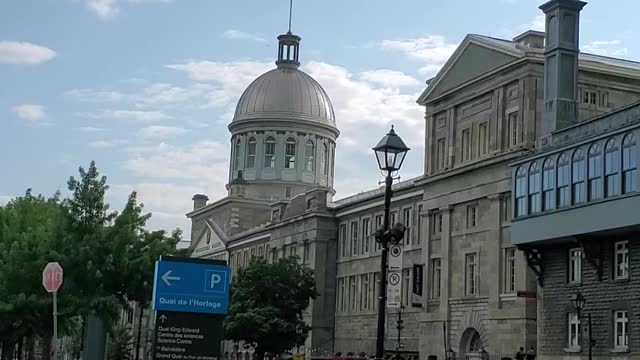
0 195 13 205
88 140 120 148
122 141 229 183
379 36 457 76
530 14 545 32
12 104 49 125
85 109 172 122
86 0 171 20
77 126 107 132
359 69 419 87
0 41 56 65
222 30 266 43
65 88 127 102
303 61 424 148
583 40 628 57
139 125 188 140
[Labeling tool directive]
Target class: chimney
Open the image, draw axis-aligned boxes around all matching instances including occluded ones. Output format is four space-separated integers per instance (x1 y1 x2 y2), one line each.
513 30 545 49
192 194 209 211
540 0 587 134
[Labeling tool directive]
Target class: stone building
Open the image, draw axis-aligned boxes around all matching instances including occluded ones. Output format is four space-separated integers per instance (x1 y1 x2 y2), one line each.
510 1 640 360
188 1 640 359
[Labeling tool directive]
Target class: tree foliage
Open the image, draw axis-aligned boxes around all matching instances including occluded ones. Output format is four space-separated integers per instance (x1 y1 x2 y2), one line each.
224 256 318 359
0 161 187 357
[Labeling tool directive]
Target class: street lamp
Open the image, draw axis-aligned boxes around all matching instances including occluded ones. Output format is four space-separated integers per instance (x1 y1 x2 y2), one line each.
372 125 410 360
573 292 594 360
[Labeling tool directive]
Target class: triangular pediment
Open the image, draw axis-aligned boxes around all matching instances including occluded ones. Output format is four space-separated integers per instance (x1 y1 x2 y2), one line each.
191 220 227 257
418 35 523 103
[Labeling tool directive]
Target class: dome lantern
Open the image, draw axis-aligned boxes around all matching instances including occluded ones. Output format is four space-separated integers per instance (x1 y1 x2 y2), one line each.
276 32 301 69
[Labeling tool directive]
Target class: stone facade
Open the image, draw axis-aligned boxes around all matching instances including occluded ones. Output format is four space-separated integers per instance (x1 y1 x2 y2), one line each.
188 1 640 359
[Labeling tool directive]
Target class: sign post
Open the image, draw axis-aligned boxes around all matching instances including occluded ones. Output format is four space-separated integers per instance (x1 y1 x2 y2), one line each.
42 262 64 360
151 256 230 360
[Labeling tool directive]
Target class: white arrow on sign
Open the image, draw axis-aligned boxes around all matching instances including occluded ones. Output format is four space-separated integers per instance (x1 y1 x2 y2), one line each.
161 270 181 286
159 314 168 324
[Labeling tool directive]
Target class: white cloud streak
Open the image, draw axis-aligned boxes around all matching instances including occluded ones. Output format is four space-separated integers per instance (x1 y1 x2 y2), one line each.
12 104 49 125
379 36 457 76
139 125 188 140
583 40 629 57
222 30 266 43
84 109 172 122
0 41 56 65
86 0 171 20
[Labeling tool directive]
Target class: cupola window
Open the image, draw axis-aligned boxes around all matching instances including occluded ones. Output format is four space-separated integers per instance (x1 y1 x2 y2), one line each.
285 137 296 169
233 138 241 170
246 137 256 168
305 140 315 172
265 136 276 168
321 143 328 175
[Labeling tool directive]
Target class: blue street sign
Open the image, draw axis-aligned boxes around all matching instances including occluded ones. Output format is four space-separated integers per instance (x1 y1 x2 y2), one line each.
152 258 230 315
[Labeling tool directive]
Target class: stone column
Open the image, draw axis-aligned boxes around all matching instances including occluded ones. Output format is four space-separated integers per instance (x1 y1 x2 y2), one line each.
494 88 504 152
439 205 453 326
487 194 503 309
447 108 456 169
421 206 432 309
425 114 433 175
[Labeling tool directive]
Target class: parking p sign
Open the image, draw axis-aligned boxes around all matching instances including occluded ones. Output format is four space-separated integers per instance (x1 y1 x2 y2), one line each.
152 257 230 315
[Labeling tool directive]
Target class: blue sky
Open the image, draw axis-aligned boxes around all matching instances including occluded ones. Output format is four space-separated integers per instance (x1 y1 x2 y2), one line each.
1 0 638 240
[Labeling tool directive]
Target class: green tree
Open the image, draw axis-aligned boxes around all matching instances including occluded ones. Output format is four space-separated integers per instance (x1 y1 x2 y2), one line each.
224 257 318 360
108 324 134 360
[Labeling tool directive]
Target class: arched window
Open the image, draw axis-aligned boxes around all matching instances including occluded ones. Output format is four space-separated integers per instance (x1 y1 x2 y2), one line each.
304 140 315 172
321 143 328 175
528 162 541 213
246 137 256 168
604 139 620 197
572 149 586 204
542 158 555 211
557 153 570 207
264 136 276 168
285 137 296 169
233 138 241 170
623 133 637 193
588 143 602 200
258 246 264 258
515 166 527 217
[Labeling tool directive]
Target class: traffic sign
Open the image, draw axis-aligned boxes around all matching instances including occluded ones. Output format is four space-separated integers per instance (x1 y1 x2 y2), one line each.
42 262 63 293
152 257 230 315
388 244 403 271
153 310 223 360
387 271 402 308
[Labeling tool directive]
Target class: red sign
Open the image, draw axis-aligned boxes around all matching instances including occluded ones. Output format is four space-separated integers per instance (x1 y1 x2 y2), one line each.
517 290 537 299
42 262 63 293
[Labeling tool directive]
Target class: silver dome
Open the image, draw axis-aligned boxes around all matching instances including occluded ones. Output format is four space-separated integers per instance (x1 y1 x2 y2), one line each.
232 66 337 128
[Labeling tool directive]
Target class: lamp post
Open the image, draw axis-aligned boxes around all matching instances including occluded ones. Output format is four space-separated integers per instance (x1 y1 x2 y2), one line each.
372 125 410 360
573 292 594 360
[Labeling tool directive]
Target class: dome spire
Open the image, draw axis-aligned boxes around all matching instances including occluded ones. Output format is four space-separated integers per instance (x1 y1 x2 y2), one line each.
276 0 300 69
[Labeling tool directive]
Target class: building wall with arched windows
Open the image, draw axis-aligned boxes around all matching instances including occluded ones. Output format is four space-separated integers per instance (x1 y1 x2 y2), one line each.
227 123 337 201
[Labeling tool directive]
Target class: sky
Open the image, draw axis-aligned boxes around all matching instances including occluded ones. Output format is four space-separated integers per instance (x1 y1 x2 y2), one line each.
1 0 639 242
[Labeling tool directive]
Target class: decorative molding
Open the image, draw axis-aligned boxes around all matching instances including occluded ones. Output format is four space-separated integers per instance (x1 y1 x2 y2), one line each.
576 235 603 281
520 246 544 286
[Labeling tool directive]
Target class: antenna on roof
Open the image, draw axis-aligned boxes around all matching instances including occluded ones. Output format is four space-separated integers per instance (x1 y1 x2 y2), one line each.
288 0 293 33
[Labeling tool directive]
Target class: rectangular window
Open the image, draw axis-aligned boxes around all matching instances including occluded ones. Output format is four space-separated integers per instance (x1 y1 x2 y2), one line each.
503 194 512 222
373 272 380 311
375 215 383 251
303 242 310 264
466 204 478 228
351 221 359 256
391 211 397 228
338 278 346 312
462 128 471 162
568 313 580 348
505 248 516 293
437 138 447 170
614 241 629 280
614 310 629 348
290 244 297 257
430 258 441 299
599 91 609 108
416 204 423 245
362 218 371 253
339 224 347 258
478 122 488 156
402 268 411 306
349 276 357 312
431 211 443 236
558 160 570 207
361 274 370 310
568 248 582 284
271 209 280 221
403 207 413 245
507 112 519 147
465 253 478 296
